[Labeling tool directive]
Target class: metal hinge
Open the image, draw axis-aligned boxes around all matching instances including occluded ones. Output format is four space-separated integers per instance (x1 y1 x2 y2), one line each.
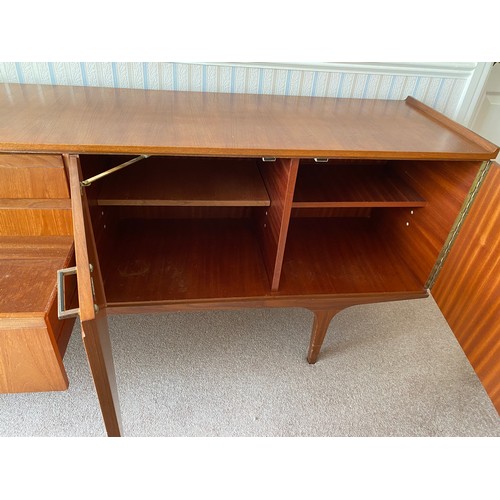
425 160 492 289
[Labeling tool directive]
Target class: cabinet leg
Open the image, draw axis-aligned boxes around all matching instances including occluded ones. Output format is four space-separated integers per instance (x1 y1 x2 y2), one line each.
307 308 342 364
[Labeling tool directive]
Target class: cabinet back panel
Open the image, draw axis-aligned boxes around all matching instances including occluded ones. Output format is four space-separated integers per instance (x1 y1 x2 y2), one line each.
293 163 426 208
279 218 423 295
101 219 270 302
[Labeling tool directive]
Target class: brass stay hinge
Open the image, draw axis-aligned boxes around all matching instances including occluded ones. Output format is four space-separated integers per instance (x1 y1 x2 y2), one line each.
426 160 492 290
80 155 150 188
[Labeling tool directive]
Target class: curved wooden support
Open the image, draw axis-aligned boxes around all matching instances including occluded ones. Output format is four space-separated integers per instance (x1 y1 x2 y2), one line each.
307 308 344 364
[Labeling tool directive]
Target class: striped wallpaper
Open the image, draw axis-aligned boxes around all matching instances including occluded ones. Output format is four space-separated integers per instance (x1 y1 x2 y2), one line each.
0 62 478 119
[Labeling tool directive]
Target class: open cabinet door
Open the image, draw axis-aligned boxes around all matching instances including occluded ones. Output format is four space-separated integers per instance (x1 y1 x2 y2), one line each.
432 162 500 414
66 154 123 436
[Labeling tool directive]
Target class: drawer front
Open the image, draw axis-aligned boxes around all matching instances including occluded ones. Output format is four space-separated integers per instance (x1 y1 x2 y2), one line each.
0 317 69 393
0 154 72 236
0 236 75 393
0 256 74 393
0 154 69 198
0 207 73 236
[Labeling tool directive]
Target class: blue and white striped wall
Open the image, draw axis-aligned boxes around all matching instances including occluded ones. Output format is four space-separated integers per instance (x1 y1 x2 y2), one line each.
0 62 488 122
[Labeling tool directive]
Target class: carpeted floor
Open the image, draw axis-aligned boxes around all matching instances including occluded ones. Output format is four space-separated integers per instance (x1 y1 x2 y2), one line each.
1 295 499 437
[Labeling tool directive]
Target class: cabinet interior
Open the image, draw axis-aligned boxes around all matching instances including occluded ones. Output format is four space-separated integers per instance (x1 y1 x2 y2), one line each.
79 155 482 305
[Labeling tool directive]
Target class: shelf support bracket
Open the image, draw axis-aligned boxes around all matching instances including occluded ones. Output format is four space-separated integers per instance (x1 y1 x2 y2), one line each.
80 155 150 187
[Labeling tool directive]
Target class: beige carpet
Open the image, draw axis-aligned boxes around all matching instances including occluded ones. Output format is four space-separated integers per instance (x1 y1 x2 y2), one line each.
1 295 499 436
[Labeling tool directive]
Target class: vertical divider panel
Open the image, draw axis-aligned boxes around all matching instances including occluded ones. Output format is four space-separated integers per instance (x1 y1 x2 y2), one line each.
256 158 299 291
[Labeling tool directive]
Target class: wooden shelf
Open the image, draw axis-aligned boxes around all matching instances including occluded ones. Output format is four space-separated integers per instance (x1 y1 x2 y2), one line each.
292 164 427 208
102 216 425 304
279 218 424 295
103 219 271 303
96 157 270 207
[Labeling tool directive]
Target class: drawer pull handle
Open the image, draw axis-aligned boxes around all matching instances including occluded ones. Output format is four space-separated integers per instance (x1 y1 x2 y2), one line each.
57 266 79 320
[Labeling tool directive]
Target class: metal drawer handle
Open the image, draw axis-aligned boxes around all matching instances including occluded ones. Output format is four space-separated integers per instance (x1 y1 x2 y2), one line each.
57 266 79 320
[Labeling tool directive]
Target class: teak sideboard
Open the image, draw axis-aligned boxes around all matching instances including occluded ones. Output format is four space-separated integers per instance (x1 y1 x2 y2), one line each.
0 83 498 436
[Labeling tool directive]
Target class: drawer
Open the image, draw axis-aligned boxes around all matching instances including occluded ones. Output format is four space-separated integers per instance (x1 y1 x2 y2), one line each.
0 204 73 236
0 153 72 236
0 237 75 393
0 154 69 198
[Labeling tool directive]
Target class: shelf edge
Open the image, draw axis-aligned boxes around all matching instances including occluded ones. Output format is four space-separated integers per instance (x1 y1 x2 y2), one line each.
291 201 428 209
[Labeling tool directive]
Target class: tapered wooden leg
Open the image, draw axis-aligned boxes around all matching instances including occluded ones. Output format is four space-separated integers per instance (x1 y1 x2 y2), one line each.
307 308 342 364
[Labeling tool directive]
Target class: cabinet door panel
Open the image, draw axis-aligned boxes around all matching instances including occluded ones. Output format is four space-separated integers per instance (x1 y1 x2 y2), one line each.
432 162 500 413
66 155 122 436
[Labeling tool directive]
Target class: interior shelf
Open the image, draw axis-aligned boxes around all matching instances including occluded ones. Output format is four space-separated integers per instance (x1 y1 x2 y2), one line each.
102 219 271 303
278 218 424 295
292 164 427 208
84 156 449 305
96 157 270 207
102 216 425 304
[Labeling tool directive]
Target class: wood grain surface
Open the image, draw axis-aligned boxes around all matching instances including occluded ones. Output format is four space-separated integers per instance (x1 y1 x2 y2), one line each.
0 153 69 198
67 154 123 436
0 322 68 393
0 235 73 259
0 149 74 394
279 218 425 295
256 158 298 290
432 162 500 413
0 236 74 393
0 236 74 314
96 157 270 207
0 199 72 209
1 84 497 428
102 219 271 303
375 160 481 285
0 84 497 159
0 208 73 236
293 163 427 208
0 152 72 235
307 308 344 364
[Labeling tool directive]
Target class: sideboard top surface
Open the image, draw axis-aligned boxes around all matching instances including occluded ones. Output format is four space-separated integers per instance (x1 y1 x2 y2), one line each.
0 83 497 160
